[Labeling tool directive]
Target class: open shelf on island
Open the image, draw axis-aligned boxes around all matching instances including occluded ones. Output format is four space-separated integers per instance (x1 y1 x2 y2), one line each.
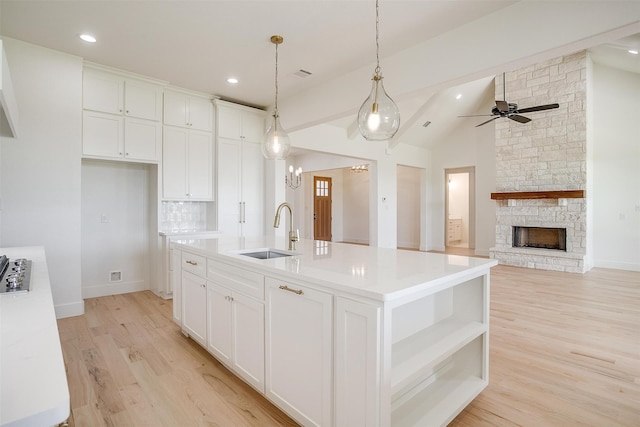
391 335 487 427
391 318 485 395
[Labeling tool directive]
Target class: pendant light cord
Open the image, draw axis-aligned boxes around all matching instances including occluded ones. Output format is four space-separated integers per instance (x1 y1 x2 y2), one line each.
374 0 381 76
274 40 280 118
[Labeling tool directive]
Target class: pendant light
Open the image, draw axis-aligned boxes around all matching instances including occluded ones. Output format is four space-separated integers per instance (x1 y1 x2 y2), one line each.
357 0 400 141
263 35 291 160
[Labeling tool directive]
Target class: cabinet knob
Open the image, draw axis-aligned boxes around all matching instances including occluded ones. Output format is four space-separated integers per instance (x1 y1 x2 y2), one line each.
125 110 130 114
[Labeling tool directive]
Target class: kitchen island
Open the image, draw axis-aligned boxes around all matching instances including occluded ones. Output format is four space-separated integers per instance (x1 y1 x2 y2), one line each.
0 247 70 427
173 236 497 427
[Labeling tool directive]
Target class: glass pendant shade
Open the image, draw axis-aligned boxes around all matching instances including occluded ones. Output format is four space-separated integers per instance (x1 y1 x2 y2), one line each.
262 114 291 160
357 74 400 141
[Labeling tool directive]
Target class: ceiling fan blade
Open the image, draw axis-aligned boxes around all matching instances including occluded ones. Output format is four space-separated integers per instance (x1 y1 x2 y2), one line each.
458 114 494 118
476 116 500 127
495 100 509 112
517 103 559 114
509 115 531 124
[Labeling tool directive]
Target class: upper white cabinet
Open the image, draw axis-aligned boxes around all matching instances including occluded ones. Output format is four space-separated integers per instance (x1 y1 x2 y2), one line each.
162 126 213 201
164 89 213 131
216 100 265 143
82 66 164 163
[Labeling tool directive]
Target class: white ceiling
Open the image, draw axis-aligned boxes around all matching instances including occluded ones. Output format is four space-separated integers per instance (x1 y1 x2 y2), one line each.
1 1 639 150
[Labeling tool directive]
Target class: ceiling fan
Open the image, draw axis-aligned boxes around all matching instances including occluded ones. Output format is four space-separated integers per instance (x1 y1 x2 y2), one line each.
459 73 559 127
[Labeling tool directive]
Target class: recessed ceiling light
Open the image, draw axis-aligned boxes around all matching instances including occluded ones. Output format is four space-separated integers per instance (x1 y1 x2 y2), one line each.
628 49 639 55
79 34 96 43
456 94 463 100
227 77 238 84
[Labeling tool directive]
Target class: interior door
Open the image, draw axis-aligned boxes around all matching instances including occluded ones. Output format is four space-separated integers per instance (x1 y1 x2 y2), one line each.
313 176 332 241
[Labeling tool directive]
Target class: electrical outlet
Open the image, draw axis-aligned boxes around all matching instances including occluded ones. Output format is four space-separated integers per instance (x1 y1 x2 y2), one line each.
101 214 109 223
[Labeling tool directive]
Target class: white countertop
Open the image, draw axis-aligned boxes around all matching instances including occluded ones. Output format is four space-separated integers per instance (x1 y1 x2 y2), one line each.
159 230 221 237
0 247 70 427
174 236 497 301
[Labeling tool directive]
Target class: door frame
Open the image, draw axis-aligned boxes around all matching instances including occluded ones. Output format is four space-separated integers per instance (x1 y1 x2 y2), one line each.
444 166 476 249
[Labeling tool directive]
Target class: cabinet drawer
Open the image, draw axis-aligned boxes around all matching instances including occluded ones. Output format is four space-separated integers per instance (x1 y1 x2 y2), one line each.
181 252 206 277
207 259 264 300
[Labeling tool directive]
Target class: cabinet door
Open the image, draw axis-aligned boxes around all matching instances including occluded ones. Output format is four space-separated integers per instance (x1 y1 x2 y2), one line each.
125 79 163 121
335 297 381 427
217 105 243 139
242 112 265 143
241 141 264 237
124 117 161 162
83 69 123 114
186 130 213 200
233 292 265 393
188 96 213 131
266 279 332 427
217 138 242 236
163 90 189 128
182 271 207 346
163 126 188 199
207 282 233 365
82 110 123 158
172 250 182 325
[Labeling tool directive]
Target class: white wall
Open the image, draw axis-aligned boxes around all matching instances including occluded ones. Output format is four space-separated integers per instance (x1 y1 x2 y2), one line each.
397 165 420 249
592 62 640 271
81 159 152 297
0 38 83 317
428 96 496 255
343 168 369 245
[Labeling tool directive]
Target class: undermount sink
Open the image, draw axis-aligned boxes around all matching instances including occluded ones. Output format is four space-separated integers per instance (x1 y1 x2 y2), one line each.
238 249 295 259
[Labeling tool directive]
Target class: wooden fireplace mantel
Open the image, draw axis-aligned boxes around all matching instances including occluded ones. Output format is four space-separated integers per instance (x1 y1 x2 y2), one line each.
490 190 585 200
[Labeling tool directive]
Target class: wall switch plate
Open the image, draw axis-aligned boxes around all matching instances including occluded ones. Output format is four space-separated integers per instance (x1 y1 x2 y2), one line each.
101 214 108 223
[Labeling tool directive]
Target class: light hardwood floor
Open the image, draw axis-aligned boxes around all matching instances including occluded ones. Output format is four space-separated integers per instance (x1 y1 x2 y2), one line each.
58 265 640 426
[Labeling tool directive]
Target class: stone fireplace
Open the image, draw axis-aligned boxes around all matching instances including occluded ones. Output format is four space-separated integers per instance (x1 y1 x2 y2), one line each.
489 51 590 273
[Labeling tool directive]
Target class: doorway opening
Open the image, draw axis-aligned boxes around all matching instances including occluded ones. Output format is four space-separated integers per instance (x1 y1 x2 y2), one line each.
445 167 475 250
313 176 332 241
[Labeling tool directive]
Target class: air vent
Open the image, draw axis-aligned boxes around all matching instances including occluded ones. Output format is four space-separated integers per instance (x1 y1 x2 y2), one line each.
422 121 432 127
293 69 313 78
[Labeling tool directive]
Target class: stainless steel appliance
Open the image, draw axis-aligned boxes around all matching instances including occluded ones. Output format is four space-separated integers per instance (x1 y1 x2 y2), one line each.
0 255 32 294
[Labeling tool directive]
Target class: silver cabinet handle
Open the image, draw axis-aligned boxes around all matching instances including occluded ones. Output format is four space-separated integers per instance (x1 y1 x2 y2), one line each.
279 285 303 295
186 260 198 266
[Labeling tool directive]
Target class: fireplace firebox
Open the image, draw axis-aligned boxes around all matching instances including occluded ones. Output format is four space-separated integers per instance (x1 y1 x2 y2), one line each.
513 226 566 251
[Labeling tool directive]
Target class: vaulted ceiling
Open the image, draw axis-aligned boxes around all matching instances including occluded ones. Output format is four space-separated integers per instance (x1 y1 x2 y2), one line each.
1 1 639 150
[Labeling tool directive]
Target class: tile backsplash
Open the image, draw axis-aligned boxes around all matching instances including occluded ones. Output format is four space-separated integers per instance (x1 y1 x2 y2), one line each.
161 201 216 232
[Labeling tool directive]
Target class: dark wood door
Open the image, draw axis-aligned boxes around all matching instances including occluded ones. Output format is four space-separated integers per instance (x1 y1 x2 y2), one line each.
313 176 332 241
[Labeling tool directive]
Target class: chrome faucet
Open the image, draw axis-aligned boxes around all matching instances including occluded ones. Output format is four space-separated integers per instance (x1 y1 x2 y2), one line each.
273 202 299 251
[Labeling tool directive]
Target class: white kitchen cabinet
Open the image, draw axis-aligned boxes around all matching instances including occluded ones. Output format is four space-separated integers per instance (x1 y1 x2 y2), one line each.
265 277 333 427
181 270 207 346
216 99 265 143
82 66 163 162
207 281 265 392
164 89 213 131
217 137 263 237
162 126 213 201
171 248 181 325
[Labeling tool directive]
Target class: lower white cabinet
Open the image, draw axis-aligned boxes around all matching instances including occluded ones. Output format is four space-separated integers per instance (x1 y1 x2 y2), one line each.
181 270 207 346
265 277 333 427
207 281 265 392
171 249 181 324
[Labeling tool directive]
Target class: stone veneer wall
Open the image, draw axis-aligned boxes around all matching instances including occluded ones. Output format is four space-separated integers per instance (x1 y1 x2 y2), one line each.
490 51 589 273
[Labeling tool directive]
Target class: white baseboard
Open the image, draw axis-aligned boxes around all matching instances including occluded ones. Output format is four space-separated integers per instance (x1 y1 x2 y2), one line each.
594 260 640 272
82 280 148 299
55 300 85 319
474 249 490 257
